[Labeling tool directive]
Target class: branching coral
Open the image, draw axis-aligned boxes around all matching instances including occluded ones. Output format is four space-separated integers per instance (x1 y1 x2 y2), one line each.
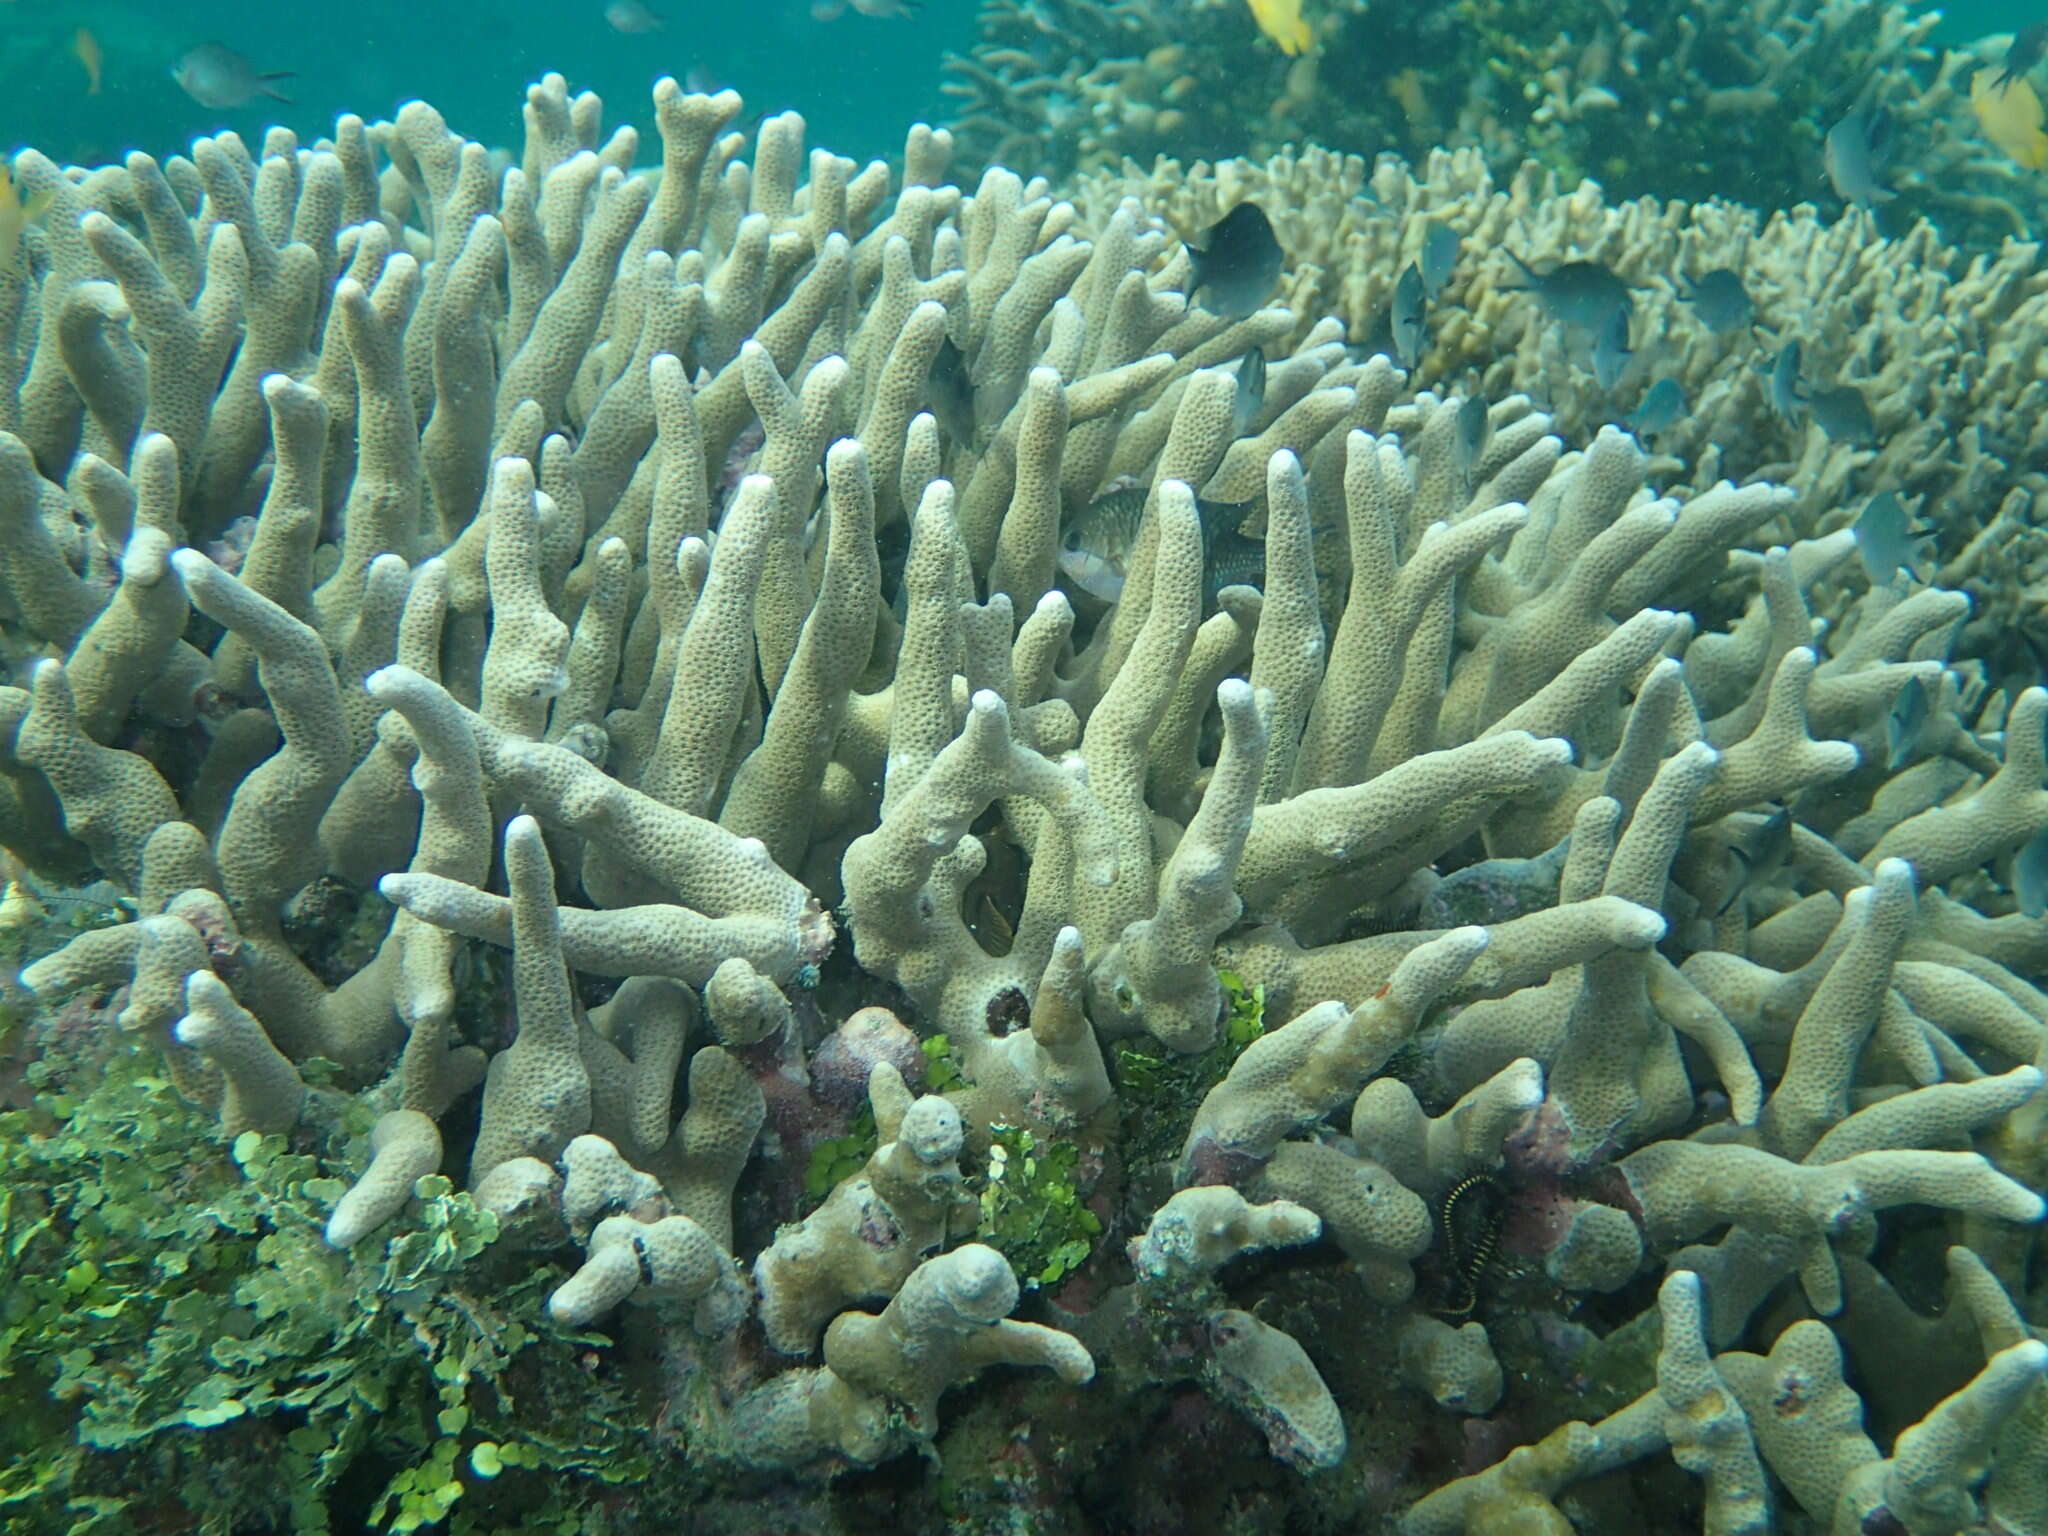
943 0 2036 243
1072 142 2048 684
2 71 2045 1533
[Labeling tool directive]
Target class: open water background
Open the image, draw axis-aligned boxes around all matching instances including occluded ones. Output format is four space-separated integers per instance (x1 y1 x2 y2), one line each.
0 0 2030 191
0 0 977 167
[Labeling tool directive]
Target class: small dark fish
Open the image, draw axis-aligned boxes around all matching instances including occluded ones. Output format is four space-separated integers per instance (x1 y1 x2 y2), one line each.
1766 340 1805 423
1355 315 1400 368
1853 490 1936 585
1502 251 1633 333
1806 383 1876 445
1717 805 1792 916
1681 268 1754 334
1391 262 1427 369
927 337 978 449
1825 107 1896 213
1592 302 1633 391
1997 23 2048 90
172 42 294 109
1886 673 1930 770
1231 348 1267 439
1627 377 1687 441
2016 827 2048 918
1419 219 1459 299
1454 394 1491 485
1186 203 1283 321
1206 528 1266 607
973 888 1016 948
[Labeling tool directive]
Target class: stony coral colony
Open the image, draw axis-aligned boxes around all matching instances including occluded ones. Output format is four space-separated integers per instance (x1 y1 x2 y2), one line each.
944 0 2048 248
3 70 2048 1535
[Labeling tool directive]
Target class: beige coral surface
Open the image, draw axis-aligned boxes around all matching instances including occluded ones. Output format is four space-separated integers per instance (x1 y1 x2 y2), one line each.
3 73 2046 1530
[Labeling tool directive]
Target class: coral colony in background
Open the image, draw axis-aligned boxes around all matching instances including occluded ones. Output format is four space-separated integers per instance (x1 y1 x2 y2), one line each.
2 58 2048 1536
941 0 2048 243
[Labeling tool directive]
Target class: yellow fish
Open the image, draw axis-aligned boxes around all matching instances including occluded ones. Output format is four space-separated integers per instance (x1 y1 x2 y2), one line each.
0 163 54 274
1244 0 1312 55
1972 66 2048 171
74 27 104 96
1388 67 1435 134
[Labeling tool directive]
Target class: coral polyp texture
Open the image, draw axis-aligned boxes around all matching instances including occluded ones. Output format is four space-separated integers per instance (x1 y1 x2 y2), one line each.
1071 142 2048 673
2 73 2046 1535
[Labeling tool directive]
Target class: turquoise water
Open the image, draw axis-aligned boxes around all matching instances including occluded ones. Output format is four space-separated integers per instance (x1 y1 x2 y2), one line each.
1942 0 2030 44
0 0 2032 178
0 0 978 166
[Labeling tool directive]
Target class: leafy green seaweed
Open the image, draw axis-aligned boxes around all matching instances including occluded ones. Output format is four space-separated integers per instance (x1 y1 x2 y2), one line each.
0 1048 649 1535
1113 969 1266 1174
973 1123 1102 1290
802 1106 879 1205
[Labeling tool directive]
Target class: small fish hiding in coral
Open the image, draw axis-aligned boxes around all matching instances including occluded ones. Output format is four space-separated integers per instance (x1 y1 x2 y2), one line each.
2014 827 2048 918
925 337 978 449
1230 348 1267 440
1805 382 1876 444
1996 23 2048 90
1058 485 1155 603
605 0 665 31
1418 219 1459 299
1716 805 1792 915
1454 394 1492 487
1853 490 1935 584
1184 202 1284 321
1679 267 1754 334
1824 106 1896 214
1971 68 2048 170
1627 378 1688 442
1390 262 1427 369
1058 484 1253 606
971 888 1016 951
0 163 53 274
1886 673 1931 770
1765 340 1805 423
73 28 103 96
1592 301 1633 391
1205 529 1266 605
173 43 294 108
1243 0 1313 56
1501 251 1633 334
